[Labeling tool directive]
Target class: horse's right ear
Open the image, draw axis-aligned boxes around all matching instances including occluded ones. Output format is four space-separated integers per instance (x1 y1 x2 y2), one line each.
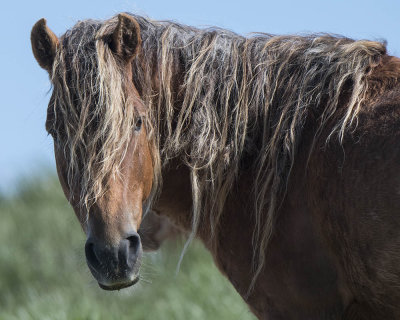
31 18 59 72
109 14 141 62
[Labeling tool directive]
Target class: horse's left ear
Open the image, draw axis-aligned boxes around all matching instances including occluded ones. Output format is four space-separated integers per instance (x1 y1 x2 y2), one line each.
31 18 59 72
109 13 142 62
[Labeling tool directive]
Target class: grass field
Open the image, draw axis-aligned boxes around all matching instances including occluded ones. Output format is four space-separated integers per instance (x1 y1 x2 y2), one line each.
0 175 255 320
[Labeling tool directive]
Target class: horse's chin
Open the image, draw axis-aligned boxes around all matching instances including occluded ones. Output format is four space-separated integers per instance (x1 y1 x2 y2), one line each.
98 276 139 291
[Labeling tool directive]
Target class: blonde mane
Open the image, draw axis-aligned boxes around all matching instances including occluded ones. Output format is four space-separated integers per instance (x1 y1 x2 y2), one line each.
48 14 387 287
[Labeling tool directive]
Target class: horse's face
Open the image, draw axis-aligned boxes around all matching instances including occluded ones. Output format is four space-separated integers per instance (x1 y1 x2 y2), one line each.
54 113 153 290
31 14 154 290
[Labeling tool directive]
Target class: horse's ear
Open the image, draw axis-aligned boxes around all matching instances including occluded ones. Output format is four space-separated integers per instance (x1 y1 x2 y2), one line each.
31 18 59 72
109 13 141 62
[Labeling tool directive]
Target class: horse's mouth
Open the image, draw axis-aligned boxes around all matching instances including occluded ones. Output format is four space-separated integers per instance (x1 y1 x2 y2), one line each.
98 276 139 291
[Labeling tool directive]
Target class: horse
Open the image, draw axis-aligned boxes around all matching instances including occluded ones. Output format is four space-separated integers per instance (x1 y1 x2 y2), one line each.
30 13 400 319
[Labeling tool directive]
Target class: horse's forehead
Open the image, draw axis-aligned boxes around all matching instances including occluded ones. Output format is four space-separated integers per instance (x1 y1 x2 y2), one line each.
58 29 99 65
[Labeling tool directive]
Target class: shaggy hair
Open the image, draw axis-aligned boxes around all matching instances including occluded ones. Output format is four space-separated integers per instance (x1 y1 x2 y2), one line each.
47 14 387 288
49 20 141 215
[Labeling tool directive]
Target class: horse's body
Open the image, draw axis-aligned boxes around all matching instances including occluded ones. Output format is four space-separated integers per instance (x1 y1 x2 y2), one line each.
157 97 400 319
31 13 400 319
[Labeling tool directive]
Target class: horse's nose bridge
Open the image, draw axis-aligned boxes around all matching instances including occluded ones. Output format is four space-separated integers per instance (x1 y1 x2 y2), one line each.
87 201 137 246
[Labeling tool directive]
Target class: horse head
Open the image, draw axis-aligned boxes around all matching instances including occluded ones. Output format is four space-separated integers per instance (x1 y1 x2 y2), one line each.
31 14 154 290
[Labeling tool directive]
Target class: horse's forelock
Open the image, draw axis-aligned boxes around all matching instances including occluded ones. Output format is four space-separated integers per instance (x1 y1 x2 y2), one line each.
49 17 142 217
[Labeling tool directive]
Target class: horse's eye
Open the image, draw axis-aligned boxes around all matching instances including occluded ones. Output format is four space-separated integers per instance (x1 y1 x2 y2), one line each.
135 117 142 131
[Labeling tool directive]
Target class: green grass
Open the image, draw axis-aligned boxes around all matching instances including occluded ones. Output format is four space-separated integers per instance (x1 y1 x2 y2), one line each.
0 175 255 320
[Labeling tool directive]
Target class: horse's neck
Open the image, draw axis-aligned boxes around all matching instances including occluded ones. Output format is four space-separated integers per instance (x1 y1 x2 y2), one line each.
139 25 250 237
139 25 252 157
152 159 193 232
138 23 243 112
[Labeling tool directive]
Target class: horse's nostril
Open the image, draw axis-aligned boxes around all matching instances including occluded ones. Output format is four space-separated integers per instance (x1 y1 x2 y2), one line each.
127 233 140 252
85 240 101 271
125 233 141 267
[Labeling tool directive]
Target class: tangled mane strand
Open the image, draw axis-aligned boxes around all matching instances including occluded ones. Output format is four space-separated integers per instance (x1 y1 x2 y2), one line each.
49 14 387 290
49 19 139 216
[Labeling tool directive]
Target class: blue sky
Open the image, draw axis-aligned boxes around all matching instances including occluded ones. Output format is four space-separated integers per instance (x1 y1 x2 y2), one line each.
1 0 400 193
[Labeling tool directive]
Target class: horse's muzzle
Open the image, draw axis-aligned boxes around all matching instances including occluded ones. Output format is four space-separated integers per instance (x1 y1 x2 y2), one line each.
84 231 142 290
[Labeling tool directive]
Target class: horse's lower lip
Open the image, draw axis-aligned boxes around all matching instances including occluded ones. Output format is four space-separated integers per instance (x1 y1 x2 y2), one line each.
98 276 139 291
